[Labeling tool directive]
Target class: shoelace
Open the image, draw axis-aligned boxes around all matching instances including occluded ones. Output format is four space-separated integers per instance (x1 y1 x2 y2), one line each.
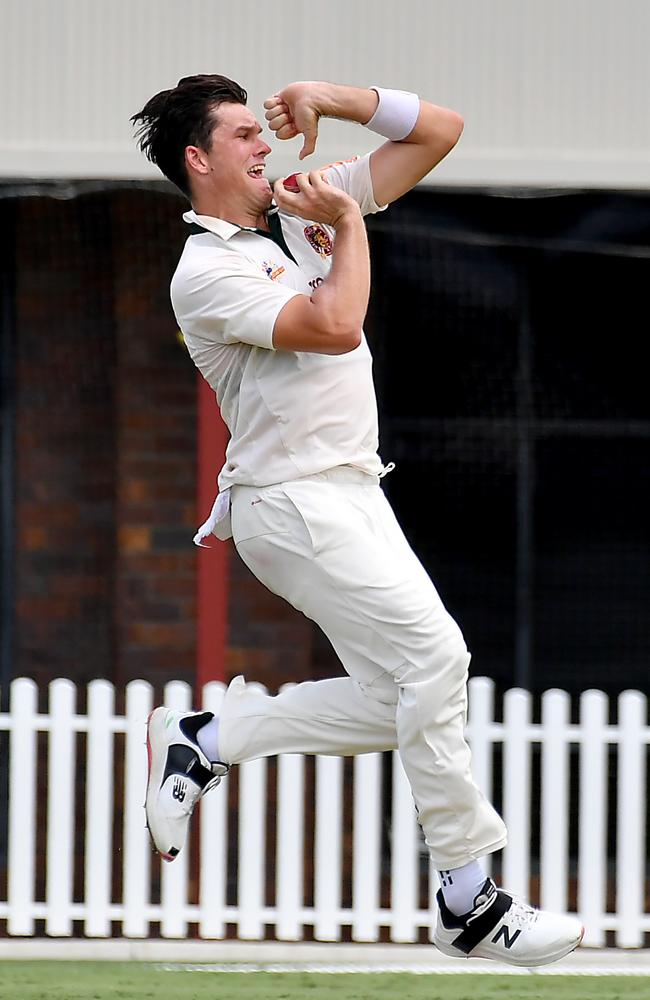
505 897 540 931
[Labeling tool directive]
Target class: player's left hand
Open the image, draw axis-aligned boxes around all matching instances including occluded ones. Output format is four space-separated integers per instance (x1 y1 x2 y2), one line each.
264 82 323 160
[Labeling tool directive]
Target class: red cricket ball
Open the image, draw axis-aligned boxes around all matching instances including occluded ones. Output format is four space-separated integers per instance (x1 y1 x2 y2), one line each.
283 173 301 193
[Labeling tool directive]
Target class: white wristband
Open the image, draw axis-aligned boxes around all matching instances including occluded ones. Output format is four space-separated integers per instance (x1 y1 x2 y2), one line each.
364 86 420 141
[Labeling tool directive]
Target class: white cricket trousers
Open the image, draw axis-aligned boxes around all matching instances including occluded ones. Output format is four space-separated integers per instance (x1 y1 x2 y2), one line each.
217 466 507 870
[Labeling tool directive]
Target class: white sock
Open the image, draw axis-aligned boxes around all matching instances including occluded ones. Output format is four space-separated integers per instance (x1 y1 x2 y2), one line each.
196 716 222 762
438 860 487 916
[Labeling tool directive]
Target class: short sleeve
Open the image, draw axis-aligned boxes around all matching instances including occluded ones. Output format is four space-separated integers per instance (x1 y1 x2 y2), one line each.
321 153 388 217
171 243 302 351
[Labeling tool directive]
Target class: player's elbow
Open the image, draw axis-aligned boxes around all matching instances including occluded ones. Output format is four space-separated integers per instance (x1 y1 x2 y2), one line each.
304 299 362 353
323 319 362 354
336 330 362 354
444 110 464 150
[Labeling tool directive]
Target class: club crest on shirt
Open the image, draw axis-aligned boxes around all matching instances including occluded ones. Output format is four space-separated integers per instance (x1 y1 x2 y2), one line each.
261 260 285 280
304 224 333 256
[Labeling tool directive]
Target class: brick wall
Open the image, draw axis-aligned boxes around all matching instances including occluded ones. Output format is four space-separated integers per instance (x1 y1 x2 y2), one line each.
15 193 117 691
10 187 335 697
110 189 198 691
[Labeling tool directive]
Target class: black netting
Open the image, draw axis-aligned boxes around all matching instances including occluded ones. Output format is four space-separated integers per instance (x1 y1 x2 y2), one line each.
366 188 650 696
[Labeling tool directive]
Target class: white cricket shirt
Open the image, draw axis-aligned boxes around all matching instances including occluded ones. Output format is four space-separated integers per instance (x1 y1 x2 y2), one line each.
171 153 387 489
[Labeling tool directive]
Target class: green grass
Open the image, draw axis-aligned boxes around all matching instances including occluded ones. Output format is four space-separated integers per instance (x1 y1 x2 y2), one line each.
0 964 648 1000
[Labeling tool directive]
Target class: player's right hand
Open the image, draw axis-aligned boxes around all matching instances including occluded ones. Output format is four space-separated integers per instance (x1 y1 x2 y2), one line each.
264 83 322 160
273 170 361 229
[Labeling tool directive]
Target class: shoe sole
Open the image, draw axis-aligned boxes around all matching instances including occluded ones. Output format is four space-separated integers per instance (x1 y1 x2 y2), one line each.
434 923 585 968
145 708 177 863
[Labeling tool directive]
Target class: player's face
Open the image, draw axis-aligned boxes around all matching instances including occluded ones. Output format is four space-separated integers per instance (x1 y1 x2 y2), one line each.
203 102 273 212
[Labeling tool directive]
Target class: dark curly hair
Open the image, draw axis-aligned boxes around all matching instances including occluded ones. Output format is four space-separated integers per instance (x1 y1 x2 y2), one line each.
131 74 248 196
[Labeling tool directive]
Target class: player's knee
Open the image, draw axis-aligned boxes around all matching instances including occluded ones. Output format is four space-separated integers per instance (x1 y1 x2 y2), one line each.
447 625 471 669
435 629 471 685
396 625 470 688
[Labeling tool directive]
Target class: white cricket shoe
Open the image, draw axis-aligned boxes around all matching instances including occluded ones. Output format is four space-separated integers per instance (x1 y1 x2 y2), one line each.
145 707 228 862
434 878 584 968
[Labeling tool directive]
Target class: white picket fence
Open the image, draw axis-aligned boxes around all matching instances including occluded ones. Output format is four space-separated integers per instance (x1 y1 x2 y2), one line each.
0 677 647 947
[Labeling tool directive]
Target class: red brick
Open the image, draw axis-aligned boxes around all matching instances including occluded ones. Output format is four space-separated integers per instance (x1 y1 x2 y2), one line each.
119 525 151 553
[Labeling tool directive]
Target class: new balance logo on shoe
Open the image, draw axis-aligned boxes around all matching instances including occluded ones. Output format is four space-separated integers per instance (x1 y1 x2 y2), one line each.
172 778 186 802
491 925 522 949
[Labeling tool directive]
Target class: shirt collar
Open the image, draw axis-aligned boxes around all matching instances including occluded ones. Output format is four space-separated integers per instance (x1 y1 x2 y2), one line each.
182 209 242 241
182 206 281 242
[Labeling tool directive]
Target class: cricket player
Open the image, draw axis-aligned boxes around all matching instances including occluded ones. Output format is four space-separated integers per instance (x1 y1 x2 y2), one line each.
132 75 583 966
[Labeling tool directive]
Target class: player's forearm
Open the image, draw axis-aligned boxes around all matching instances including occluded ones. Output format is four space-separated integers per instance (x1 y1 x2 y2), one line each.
313 83 462 149
313 83 380 127
310 208 370 341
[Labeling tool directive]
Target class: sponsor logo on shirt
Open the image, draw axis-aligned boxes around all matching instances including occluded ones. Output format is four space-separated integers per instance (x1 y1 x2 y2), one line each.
261 260 285 280
304 224 333 257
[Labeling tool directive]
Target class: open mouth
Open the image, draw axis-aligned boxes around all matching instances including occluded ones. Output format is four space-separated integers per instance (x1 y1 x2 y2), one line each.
247 164 266 179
